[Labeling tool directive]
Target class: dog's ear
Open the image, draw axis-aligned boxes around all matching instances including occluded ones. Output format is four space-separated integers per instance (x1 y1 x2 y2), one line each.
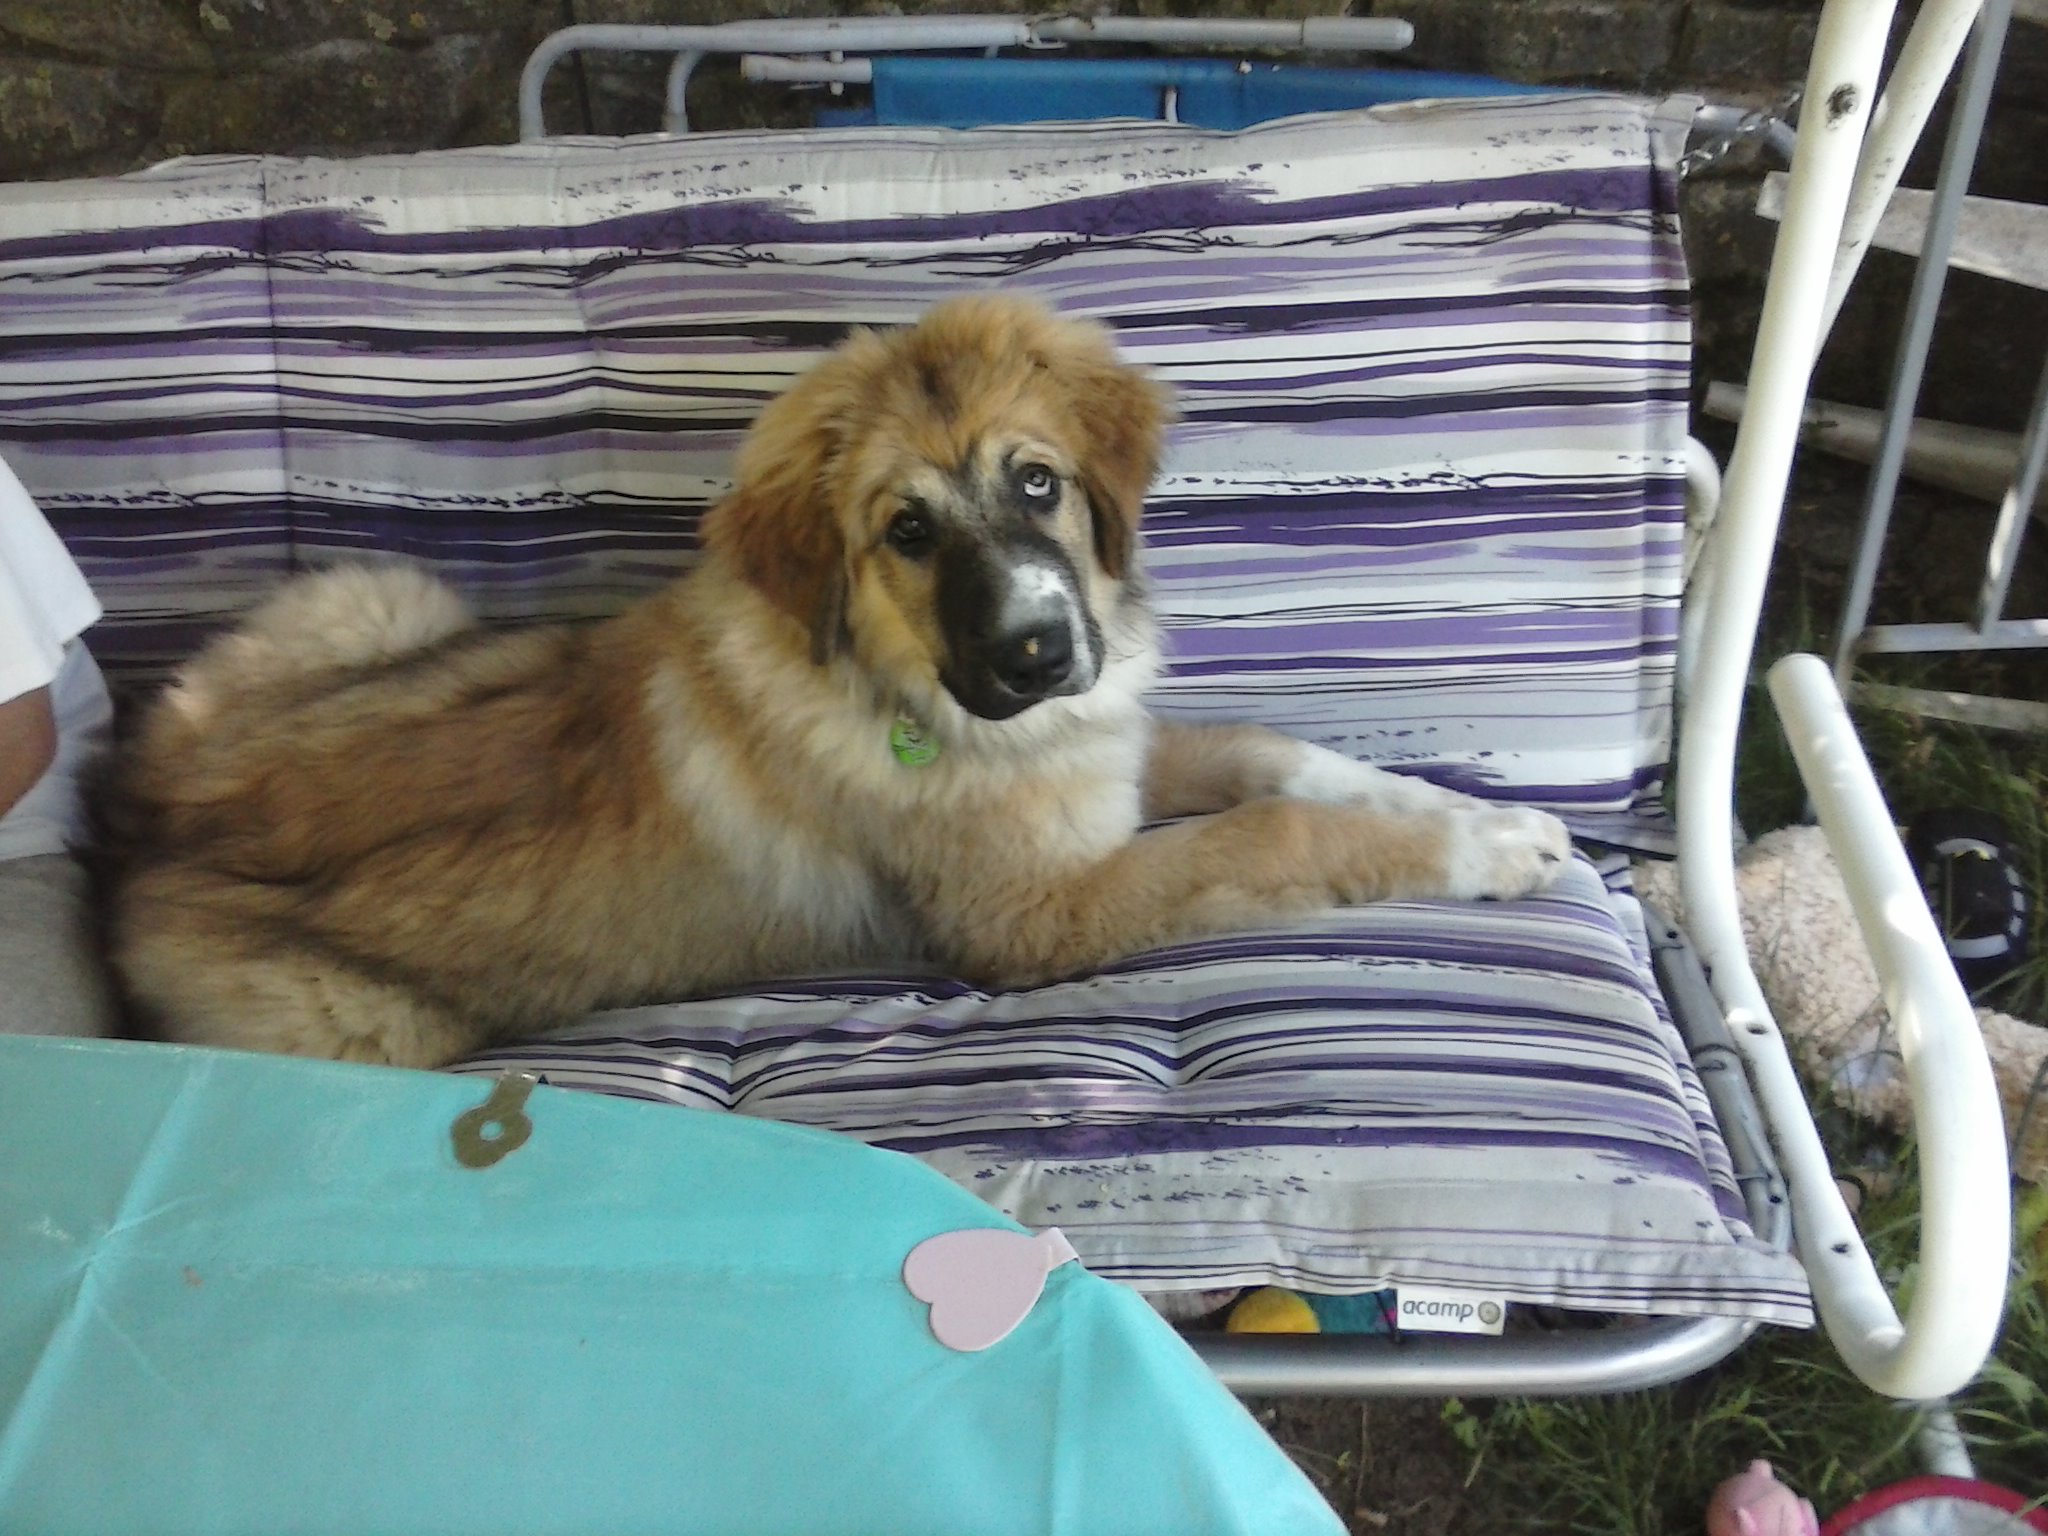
707 484 848 664
701 376 853 665
1059 344 1174 582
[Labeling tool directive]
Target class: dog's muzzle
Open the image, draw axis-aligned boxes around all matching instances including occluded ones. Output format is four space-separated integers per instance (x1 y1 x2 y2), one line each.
938 541 1099 721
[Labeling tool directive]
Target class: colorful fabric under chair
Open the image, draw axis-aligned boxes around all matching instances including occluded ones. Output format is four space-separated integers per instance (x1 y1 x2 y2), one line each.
0 1035 1342 1535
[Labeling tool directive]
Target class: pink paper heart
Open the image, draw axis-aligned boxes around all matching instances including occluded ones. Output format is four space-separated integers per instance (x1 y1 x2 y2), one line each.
903 1227 1080 1352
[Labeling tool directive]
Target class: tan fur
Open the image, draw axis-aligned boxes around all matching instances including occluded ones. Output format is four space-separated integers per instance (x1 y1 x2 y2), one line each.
1142 722 1308 819
106 295 1570 1069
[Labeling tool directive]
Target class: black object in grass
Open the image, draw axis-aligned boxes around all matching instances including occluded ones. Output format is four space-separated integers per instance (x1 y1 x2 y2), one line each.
1909 809 2031 994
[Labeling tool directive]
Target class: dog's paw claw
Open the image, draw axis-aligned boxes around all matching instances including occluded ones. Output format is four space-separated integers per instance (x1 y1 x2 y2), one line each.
1442 805 1573 900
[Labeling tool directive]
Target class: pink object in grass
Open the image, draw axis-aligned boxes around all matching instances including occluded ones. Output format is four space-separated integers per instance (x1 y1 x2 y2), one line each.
1709 1460 1822 1536
903 1227 1080 1352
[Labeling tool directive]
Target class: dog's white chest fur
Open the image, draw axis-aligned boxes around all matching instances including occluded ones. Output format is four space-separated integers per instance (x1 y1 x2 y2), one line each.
644 664 913 966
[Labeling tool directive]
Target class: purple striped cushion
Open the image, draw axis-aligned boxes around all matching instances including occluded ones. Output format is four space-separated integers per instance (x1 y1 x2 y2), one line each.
0 93 1692 844
454 858 1808 1324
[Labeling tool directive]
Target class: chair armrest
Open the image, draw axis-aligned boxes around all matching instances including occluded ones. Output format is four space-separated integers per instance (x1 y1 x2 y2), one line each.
1675 0 2008 1398
1754 653 2010 1397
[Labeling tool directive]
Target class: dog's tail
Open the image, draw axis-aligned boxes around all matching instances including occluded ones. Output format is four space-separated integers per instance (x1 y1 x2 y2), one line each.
202 562 476 687
97 564 475 861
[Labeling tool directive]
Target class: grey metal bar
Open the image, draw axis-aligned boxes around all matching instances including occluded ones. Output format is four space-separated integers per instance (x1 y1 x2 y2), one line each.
1858 617 2048 651
1196 1315 1754 1398
1918 1405 1978 1478
1646 906 1792 1243
1032 16 1414 50
1974 353 2048 628
1831 0 2015 684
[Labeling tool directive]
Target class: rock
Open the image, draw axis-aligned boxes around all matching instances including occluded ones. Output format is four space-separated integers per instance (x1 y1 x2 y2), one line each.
0 57 160 179
1502 0 1683 84
191 0 534 49
1678 2 1817 88
1395 0 1683 85
572 0 836 22
159 33 503 157
576 0 1347 26
0 0 211 70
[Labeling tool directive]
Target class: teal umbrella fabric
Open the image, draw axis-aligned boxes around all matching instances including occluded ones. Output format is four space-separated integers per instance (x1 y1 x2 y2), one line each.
0 1036 1340 1535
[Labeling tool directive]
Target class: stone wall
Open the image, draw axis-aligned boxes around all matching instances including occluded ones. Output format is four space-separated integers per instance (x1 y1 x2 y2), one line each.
1 0 2043 425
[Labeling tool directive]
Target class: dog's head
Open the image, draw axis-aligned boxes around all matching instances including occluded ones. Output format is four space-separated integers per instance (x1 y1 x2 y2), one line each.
702 295 1172 722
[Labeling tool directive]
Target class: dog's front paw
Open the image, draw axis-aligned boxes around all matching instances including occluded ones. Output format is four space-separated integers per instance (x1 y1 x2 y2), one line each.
1440 805 1572 900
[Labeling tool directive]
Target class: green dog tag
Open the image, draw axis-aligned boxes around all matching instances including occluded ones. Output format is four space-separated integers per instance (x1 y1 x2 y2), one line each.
889 715 940 768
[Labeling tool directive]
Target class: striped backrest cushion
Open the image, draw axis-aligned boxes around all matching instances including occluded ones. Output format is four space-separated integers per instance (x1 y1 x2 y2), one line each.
0 94 1694 841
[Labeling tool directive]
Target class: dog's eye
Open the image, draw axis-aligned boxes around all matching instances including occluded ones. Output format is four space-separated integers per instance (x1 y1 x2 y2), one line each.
1016 464 1060 505
887 509 935 556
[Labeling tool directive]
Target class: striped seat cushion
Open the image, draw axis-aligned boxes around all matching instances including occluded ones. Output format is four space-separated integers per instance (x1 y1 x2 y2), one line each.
454 858 1809 1324
0 91 1691 844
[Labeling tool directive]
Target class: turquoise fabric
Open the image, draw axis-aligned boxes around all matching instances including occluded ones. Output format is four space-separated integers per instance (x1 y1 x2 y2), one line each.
0 1036 1340 1536
819 58 1554 129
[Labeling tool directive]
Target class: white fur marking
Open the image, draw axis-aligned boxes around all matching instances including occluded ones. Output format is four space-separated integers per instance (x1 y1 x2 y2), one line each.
996 561 1072 630
1281 742 1468 815
995 557 1094 690
1439 805 1574 900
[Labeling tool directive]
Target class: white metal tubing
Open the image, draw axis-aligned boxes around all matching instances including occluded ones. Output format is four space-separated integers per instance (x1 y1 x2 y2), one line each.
1819 0 1986 344
1768 654 2011 1393
1917 1404 1978 1478
1974 353 2048 628
1032 16 1414 50
1676 0 2006 1401
742 56 873 85
662 51 703 134
521 20 1042 140
1830 0 2014 682
1676 436 1726 710
1683 434 1725 584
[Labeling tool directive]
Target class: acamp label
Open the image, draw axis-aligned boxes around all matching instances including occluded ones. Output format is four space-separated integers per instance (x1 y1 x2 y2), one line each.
1394 1286 1506 1335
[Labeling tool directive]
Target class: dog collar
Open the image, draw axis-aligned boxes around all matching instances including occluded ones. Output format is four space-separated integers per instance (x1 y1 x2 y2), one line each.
889 714 941 768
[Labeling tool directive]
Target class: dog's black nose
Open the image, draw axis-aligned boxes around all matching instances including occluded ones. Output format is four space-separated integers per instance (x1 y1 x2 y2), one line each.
993 621 1074 697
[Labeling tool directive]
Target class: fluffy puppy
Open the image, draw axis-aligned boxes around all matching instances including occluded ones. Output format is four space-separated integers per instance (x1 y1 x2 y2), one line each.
105 295 1570 1067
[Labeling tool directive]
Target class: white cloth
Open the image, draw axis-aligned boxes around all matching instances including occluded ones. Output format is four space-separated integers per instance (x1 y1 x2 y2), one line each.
0 456 111 860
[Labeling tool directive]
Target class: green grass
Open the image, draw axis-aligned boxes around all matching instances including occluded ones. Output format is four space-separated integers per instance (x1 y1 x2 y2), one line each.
1453 1178 2048 1535
1447 569 2048 1530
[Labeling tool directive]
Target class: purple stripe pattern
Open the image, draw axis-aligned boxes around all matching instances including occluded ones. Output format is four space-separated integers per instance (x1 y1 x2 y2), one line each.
455 856 1809 1324
1 94 1803 1320
2 95 1690 841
